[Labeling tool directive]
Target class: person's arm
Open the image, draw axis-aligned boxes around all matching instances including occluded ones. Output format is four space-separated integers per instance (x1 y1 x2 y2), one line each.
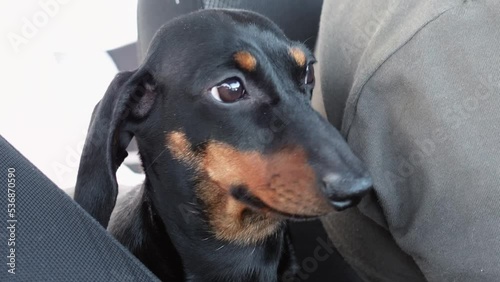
317 0 500 281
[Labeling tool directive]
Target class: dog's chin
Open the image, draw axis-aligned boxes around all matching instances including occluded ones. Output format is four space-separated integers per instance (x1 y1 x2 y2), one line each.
229 186 331 222
263 207 322 222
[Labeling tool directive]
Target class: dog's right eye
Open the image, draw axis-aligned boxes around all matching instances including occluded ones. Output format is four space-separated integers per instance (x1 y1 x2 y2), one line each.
210 78 246 103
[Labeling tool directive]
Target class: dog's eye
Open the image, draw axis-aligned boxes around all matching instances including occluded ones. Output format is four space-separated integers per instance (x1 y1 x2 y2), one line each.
304 64 315 85
210 78 246 103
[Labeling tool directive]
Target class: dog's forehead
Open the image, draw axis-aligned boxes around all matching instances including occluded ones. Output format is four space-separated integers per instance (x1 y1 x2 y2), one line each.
195 9 288 40
150 10 305 64
144 9 311 91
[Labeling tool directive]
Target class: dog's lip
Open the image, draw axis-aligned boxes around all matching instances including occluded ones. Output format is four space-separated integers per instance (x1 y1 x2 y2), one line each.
229 186 320 220
330 199 355 211
264 206 319 221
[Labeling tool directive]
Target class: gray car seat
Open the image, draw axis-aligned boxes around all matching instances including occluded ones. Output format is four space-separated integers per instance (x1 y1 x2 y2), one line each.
0 135 159 282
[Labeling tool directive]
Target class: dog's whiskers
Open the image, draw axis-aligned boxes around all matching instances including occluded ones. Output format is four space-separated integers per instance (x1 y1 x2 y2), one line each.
188 209 199 214
302 36 314 46
215 245 225 251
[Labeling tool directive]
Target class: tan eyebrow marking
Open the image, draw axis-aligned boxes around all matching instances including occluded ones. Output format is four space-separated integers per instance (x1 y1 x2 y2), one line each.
289 47 306 67
234 51 257 72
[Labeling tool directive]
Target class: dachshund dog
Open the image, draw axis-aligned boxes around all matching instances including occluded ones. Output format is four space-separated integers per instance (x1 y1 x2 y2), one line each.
74 9 372 282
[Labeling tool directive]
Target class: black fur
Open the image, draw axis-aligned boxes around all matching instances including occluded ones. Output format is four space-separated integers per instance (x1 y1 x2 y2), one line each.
75 9 372 282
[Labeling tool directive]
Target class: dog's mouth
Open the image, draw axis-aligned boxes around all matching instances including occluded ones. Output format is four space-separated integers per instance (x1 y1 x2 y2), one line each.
229 185 319 220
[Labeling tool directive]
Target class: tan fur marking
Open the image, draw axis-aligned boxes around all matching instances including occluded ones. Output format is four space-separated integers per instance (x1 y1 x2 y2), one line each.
166 132 281 244
165 131 332 245
202 143 332 216
197 180 281 245
234 51 257 72
165 131 199 166
289 47 306 67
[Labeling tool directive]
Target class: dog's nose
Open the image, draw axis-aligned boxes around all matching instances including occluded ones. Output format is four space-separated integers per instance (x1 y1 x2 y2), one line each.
322 173 373 211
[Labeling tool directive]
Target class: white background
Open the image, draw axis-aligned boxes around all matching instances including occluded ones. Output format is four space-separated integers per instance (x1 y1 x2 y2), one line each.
0 0 143 189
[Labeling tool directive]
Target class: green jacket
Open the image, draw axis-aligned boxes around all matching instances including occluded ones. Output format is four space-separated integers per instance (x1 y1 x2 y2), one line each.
315 0 500 281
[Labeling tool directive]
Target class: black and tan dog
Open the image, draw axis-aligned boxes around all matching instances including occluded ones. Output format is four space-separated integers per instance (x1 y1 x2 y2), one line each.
74 9 372 282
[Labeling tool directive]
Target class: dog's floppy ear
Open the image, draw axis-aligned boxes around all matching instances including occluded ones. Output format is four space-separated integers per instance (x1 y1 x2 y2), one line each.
74 69 156 228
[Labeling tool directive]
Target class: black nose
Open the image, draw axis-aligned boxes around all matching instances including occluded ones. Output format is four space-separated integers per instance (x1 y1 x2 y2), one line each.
322 173 373 211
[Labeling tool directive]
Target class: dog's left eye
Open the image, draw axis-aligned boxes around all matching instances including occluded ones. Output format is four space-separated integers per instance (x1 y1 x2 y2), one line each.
210 78 246 103
304 64 315 85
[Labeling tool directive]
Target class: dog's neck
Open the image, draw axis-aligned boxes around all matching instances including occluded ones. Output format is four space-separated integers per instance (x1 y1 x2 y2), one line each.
127 161 290 282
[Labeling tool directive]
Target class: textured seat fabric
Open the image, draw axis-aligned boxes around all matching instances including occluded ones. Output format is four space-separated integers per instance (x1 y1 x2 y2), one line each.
316 0 500 281
0 135 159 282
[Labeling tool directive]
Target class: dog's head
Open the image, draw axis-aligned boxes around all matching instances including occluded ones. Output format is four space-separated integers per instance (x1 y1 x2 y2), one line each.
75 9 372 245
